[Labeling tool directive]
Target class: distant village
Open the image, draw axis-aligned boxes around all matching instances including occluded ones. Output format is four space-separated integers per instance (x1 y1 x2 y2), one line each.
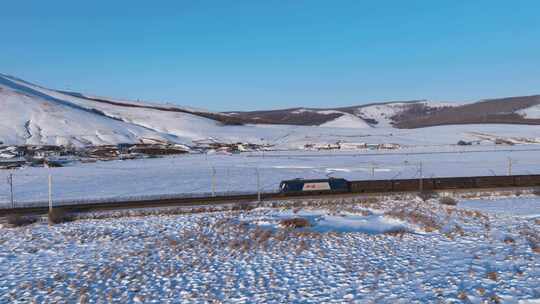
1 134 524 170
0 139 407 170
0 141 272 170
304 142 401 151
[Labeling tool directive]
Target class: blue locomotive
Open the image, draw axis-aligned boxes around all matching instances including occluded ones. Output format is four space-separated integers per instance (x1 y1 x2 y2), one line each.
279 178 350 193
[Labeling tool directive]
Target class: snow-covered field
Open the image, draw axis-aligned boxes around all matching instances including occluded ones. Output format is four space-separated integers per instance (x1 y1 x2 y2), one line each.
1 195 539 303
2 147 540 207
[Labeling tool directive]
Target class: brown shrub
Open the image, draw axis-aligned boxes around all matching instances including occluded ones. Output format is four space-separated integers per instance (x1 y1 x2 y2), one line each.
252 228 273 244
294 230 320 239
489 294 502 304
295 239 309 254
360 197 380 208
48 208 75 225
461 209 487 220
486 271 498 281
6 213 39 227
228 239 243 250
418 191 437 202
232 202 254 211
503 236 515 244
292 200 308 208
385 208 440 232
457 291 468 301
280 217 311 229
384 227 409 237
167 237 179 247
519 227 540 253
439 196 457 206
274 230 289 242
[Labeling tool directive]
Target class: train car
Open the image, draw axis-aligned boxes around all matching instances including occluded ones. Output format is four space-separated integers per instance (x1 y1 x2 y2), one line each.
392 178 421 191
278 174 540 196
474 176 515 188
432 177 476 190
350 180 393 193
279 178 350 194
514 175 540 187
419 179 436 191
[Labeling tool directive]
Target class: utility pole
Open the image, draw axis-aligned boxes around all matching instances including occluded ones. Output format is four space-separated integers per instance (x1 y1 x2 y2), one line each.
48 174 53 212
508 157 512 176
256 168 261 202
226 167 230 194
211 166 216 197
419 161 424 192
371 163 375 177
7 173 14 209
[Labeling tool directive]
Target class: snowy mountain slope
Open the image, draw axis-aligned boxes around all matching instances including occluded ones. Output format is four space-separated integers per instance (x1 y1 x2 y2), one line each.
352 101 454 127
0 75 322 147
517 104 540 119
229 100 456 127
0 79 174 146
0 74 252 146
318 111 371 128
392 95 540 128
351 103 408 127
2 73 540 148
233 96 540 128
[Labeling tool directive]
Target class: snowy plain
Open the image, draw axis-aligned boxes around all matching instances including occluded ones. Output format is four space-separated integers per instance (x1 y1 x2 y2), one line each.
1 195 539 303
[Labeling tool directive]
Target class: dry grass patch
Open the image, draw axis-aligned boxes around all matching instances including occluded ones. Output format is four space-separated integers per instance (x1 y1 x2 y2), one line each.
385 204 441 232
439 196 458 206
488 294 502 304
503 236 515 244
519 226 540 253
457 291 469 301
279 217 311 229
486 271 498 281
417 191 437 202
48 208 75 225
231 202 255 211
5 213 39 228
253 229 273 245
460 192 493 200
461 209 488 220
383 227 409 237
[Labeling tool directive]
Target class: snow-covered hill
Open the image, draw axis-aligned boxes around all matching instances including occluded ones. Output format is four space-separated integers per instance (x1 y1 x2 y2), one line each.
0 74 249 146
353 101 453 127
318 112 371 128
1 73 540 148
0 76 174 146
517 104 540 119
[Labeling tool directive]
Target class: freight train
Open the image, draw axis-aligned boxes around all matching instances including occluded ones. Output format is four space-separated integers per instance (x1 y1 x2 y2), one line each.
279 175 540 194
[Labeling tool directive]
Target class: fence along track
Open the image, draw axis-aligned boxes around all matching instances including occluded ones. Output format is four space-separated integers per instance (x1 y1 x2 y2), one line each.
1 174 540 216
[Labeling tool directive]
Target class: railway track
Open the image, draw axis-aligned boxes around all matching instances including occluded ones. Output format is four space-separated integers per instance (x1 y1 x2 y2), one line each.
0 192 355 216
2 174 540 216
0 184 537 217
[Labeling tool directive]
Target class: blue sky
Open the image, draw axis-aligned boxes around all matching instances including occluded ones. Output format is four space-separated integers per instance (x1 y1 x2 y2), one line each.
2 1 540 111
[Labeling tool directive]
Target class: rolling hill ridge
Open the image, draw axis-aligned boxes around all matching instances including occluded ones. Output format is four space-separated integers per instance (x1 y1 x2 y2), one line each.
1 73 540 147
